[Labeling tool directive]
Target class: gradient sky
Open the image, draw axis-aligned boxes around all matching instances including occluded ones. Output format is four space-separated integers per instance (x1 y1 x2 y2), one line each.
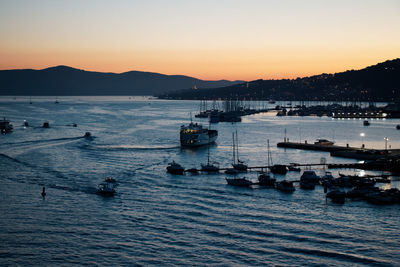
0 0 399 80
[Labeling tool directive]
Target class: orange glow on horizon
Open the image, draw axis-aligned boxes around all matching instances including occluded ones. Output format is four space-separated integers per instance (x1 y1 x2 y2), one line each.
0 1 399 81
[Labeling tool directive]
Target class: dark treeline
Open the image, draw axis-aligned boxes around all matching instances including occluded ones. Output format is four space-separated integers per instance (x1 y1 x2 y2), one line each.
159 58 400 102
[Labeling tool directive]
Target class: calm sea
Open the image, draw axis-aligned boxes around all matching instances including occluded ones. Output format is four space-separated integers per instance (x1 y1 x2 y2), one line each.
1 96 399 266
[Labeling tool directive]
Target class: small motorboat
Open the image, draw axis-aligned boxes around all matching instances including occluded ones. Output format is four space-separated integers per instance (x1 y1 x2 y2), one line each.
314 139 334 145
42 122 50 128
97 182 115 197
300 180 315 190
167 161 185 175
270 164 288 175
0 117 13 133
288 164 301 172
300 170 321 184
396 124 400 130
363 120 370 126
276 180 295 192
258 172 276 187
104 176 117 183
226 177 252 187
326 190 345 204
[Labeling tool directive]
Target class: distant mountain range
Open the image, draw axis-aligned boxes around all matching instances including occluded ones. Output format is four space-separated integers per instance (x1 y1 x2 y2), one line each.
0 66 244 95
159 59 400 102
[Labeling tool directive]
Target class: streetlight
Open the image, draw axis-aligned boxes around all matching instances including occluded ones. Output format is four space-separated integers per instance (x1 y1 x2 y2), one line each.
384 137 389 151
360 133 365 148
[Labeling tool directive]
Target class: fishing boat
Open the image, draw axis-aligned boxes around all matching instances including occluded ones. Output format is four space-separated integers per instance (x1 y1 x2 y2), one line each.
226 177 253 187
0 117 13 133
231 131 248 171
180 120 218 147
276 180 295 192
97 182 115 197
166 161 185 174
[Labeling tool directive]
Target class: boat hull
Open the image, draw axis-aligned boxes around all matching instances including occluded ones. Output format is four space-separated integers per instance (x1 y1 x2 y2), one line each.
180 131 218 147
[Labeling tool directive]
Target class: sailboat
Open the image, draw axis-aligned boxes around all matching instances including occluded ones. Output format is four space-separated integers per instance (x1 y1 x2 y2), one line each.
200 128 219 173
226 131 252 186
232 131 248 171
258 140 276 186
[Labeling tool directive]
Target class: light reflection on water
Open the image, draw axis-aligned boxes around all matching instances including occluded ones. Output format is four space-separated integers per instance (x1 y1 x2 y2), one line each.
0 97 399 266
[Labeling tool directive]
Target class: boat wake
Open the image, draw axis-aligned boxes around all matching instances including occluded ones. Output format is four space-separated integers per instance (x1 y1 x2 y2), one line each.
0 136 85 147
88 144 180 151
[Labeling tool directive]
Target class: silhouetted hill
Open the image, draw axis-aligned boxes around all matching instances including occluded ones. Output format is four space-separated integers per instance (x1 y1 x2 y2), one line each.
0 66 244 95
159 59 400 102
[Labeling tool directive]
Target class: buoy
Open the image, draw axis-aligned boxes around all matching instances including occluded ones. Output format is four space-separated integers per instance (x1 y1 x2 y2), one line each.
41 187 46 198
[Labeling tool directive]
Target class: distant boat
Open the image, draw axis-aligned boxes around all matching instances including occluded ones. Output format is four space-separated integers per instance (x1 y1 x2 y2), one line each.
166 161 185 175
396 124 400 130
42 122 50 128
314 139 335 146
363 120 370 126
268 100 276 104
209 110 220 123
226 177 252 187
55 97 59 104
97 182 115 196
0 117 13 134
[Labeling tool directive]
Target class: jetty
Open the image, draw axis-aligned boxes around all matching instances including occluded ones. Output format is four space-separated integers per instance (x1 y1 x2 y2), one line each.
277 141 400 159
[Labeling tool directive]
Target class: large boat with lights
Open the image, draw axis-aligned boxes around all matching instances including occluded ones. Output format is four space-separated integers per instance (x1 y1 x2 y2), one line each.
180 122 218 147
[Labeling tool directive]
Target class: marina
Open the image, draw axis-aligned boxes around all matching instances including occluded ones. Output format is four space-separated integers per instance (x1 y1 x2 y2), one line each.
1 97 399 266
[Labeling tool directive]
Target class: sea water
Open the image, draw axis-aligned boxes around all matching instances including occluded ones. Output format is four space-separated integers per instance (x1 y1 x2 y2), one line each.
0 96 399 266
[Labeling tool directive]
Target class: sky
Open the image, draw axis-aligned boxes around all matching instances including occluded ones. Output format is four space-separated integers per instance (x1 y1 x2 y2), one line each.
0 0 399 81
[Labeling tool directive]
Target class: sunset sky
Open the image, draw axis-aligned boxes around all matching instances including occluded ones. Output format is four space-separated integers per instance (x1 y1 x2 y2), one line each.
0 0 399 81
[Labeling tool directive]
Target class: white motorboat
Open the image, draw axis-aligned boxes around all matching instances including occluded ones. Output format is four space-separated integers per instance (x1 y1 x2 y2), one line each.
180 122 218 147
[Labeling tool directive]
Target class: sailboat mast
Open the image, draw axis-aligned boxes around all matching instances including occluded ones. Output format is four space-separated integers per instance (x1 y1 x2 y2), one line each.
235 130 239 163
232 132 236 164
